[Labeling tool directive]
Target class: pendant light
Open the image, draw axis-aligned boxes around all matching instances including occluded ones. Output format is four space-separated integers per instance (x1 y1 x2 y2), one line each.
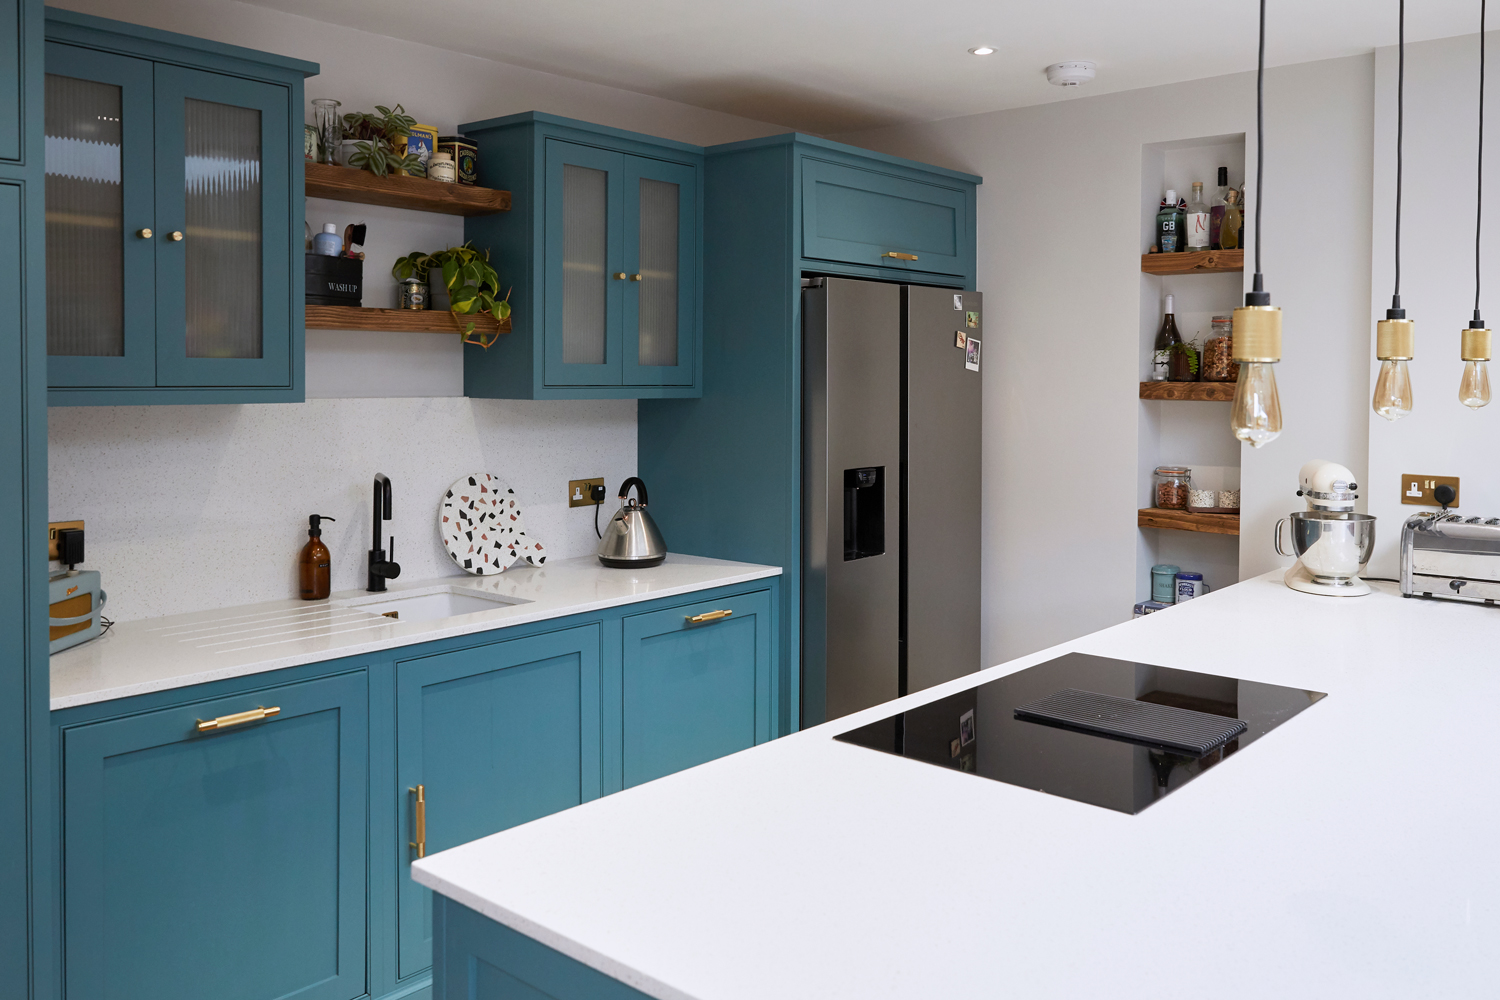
1461 0 1494 408
1374 0 1416 420
1231 0 1284 447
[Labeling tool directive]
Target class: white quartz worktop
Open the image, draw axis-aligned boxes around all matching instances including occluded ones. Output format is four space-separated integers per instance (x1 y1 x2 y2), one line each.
413 573 1500 1000
49 554 780 710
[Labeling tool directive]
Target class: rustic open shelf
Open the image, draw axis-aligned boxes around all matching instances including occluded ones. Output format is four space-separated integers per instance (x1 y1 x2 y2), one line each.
1137 508 1240 536
305 305 511 336
305 162 510 216
1140 248 1243 275
1139 380 1238 402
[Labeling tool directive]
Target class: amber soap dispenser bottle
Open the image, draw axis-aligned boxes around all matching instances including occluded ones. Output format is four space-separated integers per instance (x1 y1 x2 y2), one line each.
298 514 336 600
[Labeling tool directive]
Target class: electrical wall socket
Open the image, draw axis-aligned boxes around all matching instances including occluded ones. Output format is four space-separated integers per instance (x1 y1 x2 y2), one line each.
48 520 84 560
1400 474 1460 507
568 478 606 508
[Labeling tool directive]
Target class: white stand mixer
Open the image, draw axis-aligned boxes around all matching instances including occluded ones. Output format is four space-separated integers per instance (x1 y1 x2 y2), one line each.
1275 460 1378 597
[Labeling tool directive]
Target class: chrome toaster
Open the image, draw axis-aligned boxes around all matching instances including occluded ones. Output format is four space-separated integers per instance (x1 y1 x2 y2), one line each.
1401 511 1500 604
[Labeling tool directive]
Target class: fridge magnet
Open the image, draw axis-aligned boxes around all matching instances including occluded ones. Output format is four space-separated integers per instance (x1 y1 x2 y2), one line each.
950 738 961 758
965 338 981 372
959 708 976 746
955 329 968 349
965 311 980 329
953 293 964 311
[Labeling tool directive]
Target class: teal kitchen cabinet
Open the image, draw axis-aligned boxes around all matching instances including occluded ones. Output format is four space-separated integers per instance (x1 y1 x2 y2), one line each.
395 624 602 981
638 134 978 730
460 113 702 399
44 10 316 405
58 670 369 1000
622 590 773 788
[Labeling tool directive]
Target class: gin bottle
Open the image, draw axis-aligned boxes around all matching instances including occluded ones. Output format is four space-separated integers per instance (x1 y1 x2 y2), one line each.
1185 182 1211 250
1156 190 1185 253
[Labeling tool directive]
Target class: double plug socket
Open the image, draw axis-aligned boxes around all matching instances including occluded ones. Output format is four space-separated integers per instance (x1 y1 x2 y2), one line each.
569 478 607 508
1401 474 1461 508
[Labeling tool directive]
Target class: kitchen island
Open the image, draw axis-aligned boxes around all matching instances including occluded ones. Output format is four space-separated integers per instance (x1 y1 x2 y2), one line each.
413 572 1500 999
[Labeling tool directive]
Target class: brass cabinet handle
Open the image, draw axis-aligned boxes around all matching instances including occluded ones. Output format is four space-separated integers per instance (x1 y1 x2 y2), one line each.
882 251 918 261
136 228 153 239
409 785 426 859
168 231 184 242
196 706 280 731
630 273 643 281
686 609 733 623
613 272 627 280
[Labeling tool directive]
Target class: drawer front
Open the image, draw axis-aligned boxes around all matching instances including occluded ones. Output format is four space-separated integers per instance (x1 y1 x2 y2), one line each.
61 671 369 1000
396 624 602 980
801 156 969 277
621 589 772 788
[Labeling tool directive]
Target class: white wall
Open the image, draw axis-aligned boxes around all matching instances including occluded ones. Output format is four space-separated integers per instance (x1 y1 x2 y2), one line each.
1367 33 1500 577
47 0 785 619
837 56 1375 668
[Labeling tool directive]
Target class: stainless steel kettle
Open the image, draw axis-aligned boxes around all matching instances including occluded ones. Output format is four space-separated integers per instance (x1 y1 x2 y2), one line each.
597 477 667 568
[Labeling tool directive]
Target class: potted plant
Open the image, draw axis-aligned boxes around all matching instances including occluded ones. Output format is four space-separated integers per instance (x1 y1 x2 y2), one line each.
340 104 425 177
1167 338 1200 382
392 242 512 348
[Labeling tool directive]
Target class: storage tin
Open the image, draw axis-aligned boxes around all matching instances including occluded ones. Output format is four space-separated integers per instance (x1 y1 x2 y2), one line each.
438 135 478 185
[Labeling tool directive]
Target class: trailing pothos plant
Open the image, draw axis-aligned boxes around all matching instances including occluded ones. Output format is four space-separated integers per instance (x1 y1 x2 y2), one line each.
392 242 512 348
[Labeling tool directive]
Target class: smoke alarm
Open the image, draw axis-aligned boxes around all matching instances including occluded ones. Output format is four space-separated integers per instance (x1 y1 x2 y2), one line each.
1045 61 1096 87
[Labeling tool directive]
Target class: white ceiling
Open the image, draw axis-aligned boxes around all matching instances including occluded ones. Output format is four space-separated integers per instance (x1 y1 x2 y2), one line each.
245 0 1491 134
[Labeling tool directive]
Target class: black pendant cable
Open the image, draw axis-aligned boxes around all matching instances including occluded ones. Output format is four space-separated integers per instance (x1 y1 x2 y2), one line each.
1229 0 1284 446
1375 0 1417 419
1461 0 1494 408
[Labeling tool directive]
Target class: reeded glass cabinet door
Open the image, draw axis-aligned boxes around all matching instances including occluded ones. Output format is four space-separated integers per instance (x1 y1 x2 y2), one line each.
44 43 156 388
623 155 696 386
544 139 624 386
153 63 290 388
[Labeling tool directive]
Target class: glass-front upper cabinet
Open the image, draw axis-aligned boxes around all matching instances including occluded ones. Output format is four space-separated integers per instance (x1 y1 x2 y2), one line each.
461 113 702 400
44 11 314 404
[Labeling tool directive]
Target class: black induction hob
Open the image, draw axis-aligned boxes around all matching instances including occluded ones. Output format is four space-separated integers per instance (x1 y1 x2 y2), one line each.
834 653 1325 814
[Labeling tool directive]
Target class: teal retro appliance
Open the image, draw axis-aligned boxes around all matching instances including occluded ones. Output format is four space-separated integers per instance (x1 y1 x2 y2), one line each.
48 522 107 654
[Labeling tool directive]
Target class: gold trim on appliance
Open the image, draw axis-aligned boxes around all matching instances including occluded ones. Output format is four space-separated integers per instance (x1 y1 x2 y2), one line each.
409 785 426 859
196 706 280 731
686 609 733 623
881 251 918 261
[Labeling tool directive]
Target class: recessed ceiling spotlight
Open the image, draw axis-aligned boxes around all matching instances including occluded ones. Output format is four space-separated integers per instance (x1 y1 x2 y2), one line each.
1045 61 1096 87
969 46 996 56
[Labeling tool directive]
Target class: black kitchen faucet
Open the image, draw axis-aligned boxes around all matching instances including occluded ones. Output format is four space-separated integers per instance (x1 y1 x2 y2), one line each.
367 473 402 592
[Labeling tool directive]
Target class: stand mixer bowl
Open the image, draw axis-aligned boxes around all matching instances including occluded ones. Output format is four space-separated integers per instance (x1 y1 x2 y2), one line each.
1277 511 1377 583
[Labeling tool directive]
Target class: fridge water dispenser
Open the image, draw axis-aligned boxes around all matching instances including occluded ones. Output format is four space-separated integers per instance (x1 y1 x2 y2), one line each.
843 467 885 560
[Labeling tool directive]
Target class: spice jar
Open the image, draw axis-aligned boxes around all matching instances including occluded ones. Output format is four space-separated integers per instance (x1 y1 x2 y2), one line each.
1153 466 1191 509
1201 315 1236 381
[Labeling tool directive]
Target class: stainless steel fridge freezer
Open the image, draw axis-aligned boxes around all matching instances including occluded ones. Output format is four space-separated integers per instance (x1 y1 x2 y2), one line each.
802 277 982 725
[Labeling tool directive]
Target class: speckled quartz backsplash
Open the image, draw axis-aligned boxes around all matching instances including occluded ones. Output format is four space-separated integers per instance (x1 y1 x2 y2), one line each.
48 397 637 622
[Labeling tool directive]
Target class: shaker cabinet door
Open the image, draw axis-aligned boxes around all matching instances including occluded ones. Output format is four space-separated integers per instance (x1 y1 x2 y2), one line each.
801 156 969 277
43 42 158 388
543 139 624 387
152 63 292 388
60 671 369 1000
621 589 773 788
622 154 696 386
396 625 602 981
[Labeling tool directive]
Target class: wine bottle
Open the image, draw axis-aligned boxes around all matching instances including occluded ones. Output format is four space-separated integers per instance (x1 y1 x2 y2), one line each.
1152 294 1182 381
1211 166 1229 248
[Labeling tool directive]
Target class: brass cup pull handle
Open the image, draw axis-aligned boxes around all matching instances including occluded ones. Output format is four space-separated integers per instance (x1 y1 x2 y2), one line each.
630 273 643 281
882 251 918 261
613 272 627 280
137 228 153 239
168 231 184 242
197 706 280 731
409 784 426 859
686 609 733 624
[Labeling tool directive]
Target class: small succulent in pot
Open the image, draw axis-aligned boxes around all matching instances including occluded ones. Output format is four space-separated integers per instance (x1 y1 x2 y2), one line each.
392 242 512 348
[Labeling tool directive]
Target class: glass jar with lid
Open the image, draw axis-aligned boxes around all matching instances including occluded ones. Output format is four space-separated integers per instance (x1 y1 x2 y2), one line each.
1154 466 1191 509
1201 314 1236 381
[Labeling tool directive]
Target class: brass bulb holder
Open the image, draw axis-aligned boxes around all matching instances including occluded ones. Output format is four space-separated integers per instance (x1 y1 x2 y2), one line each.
1462 326 1492 362
1232 305 1282 363
1376 318 1415 361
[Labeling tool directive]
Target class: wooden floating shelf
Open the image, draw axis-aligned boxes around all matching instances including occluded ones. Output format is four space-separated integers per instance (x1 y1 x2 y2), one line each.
1137 508 1240 536
305 162 511 216
1140 249 1244 276
305 305 511 336
1139 380 1238 402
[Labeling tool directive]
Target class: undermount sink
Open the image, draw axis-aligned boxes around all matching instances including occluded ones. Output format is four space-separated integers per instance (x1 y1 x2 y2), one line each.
338 585 530 624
